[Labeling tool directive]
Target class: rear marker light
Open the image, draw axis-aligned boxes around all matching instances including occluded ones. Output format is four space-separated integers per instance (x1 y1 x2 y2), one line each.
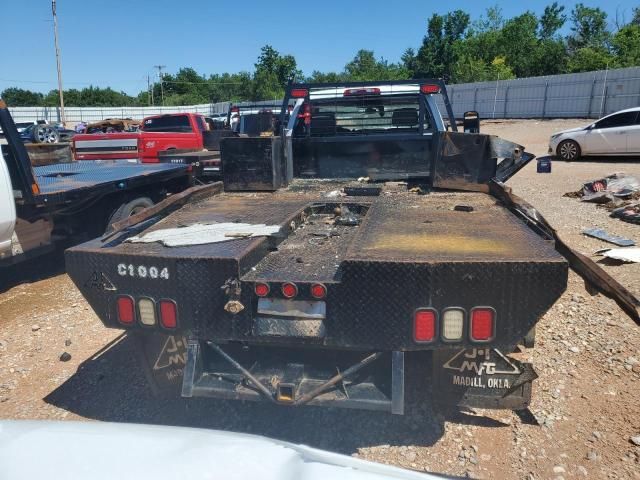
281 282 298 299
116 296 135 325
414 309 436 342
290 88 309 98
420 84 441 94
159 300 177 329
310 283 327 299
255 283 270 297
471 307 495 342
138 298 156 326
442 309 464 341
344 87 381 96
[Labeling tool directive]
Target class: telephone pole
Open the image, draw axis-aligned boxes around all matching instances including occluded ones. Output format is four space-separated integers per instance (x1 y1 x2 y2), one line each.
147 74 153 106
52 0 66 123
154 65 166 106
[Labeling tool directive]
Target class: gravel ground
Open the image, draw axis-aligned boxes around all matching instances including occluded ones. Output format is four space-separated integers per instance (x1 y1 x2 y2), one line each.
1 119 640 479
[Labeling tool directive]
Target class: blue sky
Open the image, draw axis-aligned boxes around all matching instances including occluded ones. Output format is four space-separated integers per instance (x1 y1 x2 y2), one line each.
1 1 637 95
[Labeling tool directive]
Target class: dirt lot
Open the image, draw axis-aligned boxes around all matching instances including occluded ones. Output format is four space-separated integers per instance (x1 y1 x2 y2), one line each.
1 119 639 479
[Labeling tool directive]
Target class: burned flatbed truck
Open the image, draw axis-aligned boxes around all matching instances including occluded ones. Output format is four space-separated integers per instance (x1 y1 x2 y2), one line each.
66 80 640 414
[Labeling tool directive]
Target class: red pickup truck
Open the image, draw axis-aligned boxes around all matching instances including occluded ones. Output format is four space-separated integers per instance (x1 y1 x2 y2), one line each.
73 113 210 163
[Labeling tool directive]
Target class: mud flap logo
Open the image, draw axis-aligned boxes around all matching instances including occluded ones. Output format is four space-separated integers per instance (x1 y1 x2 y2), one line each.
443 348 520 389
153 335 188 376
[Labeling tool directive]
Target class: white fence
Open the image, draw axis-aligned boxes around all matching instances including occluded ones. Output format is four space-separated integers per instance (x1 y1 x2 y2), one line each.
440 66 640 119
8 67 640 124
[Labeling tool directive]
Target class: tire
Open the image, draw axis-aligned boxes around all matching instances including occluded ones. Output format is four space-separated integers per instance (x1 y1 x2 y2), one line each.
32 125 60 144
106 196 154 231
557 139 581 161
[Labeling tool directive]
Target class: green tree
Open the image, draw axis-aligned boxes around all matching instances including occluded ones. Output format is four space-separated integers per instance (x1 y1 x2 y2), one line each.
569 4 610 50
567 47 614 72
414 10 470 79
611 24 640 67
539 2 566 39
1 87 44 106
343 50 408 81
252 45 301 100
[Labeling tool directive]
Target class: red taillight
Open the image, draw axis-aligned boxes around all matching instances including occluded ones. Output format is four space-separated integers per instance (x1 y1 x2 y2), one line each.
230 106 239 113
344 87 381 96
414 309 436 342
420 84 440 94
297 103 311 126
290 88 308 98
470 308 495 341
117 296 135 325
159 300 177 329
310 283 326 299
281 282 298 298
255 283 270 297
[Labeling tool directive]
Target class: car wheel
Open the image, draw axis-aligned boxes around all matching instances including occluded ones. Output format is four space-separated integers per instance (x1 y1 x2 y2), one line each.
106 196 154 232
557 139 581 161
32 125 60 144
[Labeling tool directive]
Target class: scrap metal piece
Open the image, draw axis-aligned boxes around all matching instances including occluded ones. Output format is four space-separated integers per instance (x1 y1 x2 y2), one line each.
597 248 640 264
490 180 640 325
583 228 635 247
127 222 281 247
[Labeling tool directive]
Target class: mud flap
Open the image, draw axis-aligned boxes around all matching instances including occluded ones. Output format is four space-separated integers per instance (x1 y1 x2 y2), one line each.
432 347 536 410
132 332 187 395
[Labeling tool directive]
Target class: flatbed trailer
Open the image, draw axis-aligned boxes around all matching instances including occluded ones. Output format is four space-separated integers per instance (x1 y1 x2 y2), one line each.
0 101 193 268
65 80 640 415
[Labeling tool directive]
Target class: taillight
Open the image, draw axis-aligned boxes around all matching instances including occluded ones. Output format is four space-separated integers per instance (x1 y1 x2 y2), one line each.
281 282 298 299
470 307 495 341
117 296 135 325
310 283 327 299
297 103 311 126
442 308 464 341
255 282 270 297
159 300 177 329
290 88 308 98
138 298 156 326
344 87 381 96
420 84 440 94
414 309 436 342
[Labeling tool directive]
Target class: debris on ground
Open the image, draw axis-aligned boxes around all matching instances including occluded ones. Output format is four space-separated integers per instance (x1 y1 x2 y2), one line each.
611 203 640 225
582 228 635 247
59 352 72 362
565 172 639 201
596 248 640 263
454 205 475 212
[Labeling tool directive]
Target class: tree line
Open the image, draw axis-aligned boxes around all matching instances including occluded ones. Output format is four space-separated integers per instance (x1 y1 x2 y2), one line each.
3 3 639 107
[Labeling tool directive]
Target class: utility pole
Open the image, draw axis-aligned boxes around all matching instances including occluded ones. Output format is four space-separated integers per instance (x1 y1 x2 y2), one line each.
52 0 66 124
154 65 166 106
147 74 153 106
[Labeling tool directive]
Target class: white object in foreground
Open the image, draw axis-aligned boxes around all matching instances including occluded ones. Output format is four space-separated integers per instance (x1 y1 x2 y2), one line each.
0 421 441 480
127 222 281 247
598 248 640 263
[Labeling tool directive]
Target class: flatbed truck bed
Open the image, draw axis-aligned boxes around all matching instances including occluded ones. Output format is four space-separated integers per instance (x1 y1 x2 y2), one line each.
65 79 640 416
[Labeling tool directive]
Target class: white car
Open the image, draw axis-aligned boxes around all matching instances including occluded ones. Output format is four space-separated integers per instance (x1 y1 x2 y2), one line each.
548 107 640 160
